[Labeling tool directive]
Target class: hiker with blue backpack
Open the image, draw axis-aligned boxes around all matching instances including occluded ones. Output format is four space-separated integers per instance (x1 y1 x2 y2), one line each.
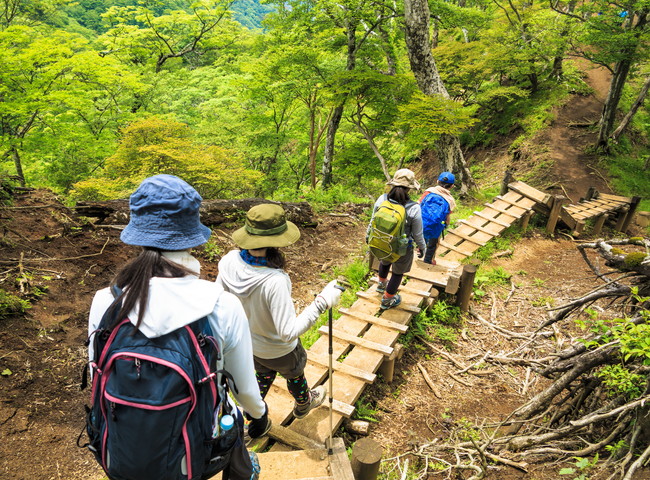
366 169 426 310
216 204 342 420
419 172 457 265
83 175 269 480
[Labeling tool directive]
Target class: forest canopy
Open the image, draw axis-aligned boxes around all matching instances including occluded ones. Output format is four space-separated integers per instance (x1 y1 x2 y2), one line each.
1 0 649 202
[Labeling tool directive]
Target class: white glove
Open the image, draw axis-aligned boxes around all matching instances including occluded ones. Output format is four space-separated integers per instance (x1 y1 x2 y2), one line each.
313 280 343 314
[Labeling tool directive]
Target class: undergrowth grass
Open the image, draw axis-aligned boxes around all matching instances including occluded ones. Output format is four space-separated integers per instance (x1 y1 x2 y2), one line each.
604 147 650 212
402 300 462 350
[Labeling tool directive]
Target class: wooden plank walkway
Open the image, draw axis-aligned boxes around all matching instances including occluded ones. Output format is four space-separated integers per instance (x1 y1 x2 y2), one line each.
436 184 538 262
229 180 638 479
561 192 639 235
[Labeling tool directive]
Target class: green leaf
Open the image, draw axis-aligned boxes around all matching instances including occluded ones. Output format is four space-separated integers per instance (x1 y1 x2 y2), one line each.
559 468 575 475
1 369 12 376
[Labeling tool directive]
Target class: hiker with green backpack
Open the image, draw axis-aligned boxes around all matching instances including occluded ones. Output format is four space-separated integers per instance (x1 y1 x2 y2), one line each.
366 169 426 310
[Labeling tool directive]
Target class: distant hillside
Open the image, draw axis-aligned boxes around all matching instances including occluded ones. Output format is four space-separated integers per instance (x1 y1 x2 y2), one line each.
63 0 273 33
232 0 274 29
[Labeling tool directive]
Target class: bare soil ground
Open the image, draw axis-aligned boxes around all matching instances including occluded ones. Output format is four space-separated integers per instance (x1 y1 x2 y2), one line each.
1 64 648 480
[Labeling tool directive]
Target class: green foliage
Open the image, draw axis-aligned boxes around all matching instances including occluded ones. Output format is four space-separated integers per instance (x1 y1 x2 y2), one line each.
301 257 370 349
354 396 379 422
473 266 512 299
576 291 650 373
0 289 31 319
596 364 645 399
396 93 478 151
197 234 223 262
70 116 262 200
605 150 650 212
559 455 599 480
272 184 370 212
402 300 461 348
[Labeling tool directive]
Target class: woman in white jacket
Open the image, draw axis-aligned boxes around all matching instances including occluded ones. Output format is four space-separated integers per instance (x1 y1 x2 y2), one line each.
88 175 268 480
216 204 341 419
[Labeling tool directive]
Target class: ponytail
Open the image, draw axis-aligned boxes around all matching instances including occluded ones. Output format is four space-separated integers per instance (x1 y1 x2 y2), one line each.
107 248 195 330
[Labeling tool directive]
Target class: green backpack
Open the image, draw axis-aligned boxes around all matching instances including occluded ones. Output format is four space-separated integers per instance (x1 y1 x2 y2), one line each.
367 199 409 263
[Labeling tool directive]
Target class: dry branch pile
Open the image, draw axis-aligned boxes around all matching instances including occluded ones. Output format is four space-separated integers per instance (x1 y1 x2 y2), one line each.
387 238 650 480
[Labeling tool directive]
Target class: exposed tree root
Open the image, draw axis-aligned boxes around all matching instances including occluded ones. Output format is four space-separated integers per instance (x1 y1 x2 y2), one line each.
382 237 650 479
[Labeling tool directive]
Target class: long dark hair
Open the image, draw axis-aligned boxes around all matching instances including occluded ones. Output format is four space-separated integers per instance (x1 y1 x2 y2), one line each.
387 186 410 205
106 248 195 329
265 247 286 269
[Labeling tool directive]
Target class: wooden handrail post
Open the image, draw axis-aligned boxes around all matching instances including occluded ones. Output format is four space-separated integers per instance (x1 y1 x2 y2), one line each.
351 438 383 480
620 196 641 233
456 264 478 312
500 169 515 196
546 195 566 233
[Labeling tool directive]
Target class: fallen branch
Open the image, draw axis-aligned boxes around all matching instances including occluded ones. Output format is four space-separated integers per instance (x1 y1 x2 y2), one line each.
417 363 441 398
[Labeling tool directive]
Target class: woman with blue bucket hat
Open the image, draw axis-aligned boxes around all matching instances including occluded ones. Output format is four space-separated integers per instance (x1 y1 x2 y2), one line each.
86 174 268 480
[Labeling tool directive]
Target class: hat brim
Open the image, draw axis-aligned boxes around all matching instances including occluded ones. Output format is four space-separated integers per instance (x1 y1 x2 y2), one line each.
231 221 301 250
386 179 421 190
121 223 212 250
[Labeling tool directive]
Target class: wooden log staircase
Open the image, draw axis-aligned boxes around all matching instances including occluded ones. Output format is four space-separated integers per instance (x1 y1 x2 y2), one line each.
210 181 642 479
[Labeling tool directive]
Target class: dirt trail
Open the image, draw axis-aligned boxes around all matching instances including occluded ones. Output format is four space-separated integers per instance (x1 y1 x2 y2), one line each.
545 63 613 202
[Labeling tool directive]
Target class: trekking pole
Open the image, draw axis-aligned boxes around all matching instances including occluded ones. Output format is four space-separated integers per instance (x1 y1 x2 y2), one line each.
328 284 346 456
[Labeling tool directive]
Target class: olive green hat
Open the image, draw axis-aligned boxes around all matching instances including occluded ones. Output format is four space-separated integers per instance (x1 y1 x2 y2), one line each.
232 203 301 249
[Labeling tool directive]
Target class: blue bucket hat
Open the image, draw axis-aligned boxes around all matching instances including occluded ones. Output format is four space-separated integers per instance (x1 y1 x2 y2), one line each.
120 174 211 251
438 172 455 185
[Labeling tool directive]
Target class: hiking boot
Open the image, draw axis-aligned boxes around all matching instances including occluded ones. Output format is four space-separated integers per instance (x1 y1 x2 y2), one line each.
375 280 387 294
380 294 401 310
293 385 327 419
249 451 261 480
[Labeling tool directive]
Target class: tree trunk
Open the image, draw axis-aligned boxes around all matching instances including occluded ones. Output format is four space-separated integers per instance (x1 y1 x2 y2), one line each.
597 11 648 149
403 0 475 194
11 147 25 187
435 135 474 195
352 118 391 181
611 75 650 142
309 109 317 189
321 21 358 189
598 58 632 148
322 104 344 188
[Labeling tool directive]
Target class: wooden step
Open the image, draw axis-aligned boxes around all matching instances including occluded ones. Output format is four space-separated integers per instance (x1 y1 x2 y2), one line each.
339 306 409 333
507 181 552 205
355 291 421 314
273 380 355 417
369 277 432 297
210 437 354 479
472 210 511 227
307 352 376 383
318 325 394 356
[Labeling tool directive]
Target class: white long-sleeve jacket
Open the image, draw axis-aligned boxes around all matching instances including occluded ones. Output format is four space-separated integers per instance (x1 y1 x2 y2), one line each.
215 250 323 360
87 256 266 420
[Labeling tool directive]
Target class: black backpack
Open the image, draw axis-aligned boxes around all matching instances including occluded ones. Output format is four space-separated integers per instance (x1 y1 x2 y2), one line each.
79 286 240 480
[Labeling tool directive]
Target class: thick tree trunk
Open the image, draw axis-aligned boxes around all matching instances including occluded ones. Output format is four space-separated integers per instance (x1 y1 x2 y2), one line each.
611 75 650 142
598 58 632 148
598 11 648 149
435 135 474 195
403 0 474 194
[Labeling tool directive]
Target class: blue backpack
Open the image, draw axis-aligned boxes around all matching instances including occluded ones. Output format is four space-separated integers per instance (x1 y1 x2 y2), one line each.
420 192 451 241
79 287 239 480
